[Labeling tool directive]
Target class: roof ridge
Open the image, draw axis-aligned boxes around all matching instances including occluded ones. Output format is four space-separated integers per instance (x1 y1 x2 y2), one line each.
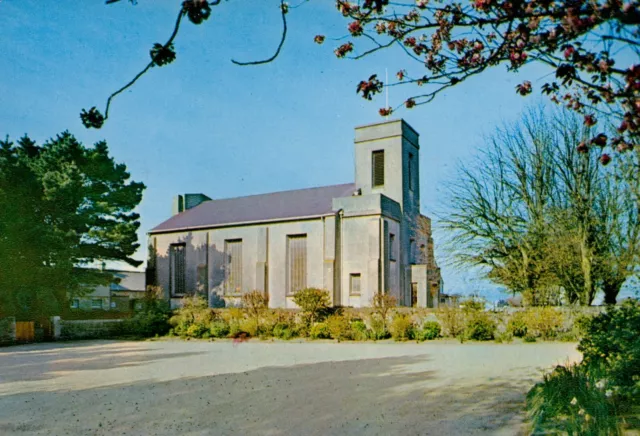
203 182 355 203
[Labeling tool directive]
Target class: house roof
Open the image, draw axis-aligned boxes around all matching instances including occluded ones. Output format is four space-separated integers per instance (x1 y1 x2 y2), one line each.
109 270 146 292
150 183 357 233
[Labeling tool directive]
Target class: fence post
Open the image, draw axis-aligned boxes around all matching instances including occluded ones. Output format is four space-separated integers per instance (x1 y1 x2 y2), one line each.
51 316 61 340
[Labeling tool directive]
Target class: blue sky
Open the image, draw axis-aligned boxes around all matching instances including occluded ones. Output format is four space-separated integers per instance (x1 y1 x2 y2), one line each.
1 0 587 303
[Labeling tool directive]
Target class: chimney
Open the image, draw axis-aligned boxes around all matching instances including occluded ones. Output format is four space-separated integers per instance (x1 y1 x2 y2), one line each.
172 193 211 216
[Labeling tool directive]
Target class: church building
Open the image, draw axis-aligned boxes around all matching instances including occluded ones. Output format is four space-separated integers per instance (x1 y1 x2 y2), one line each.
146 119 443 309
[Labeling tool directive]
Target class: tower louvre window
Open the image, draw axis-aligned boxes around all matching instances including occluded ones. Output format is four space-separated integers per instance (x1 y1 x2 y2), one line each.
408 153 414 191
372 150 385 187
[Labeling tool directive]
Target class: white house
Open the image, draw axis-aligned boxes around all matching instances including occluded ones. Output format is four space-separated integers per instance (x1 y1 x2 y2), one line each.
147 119 442 309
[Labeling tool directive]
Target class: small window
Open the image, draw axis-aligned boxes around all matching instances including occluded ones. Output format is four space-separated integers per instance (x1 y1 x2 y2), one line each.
70 299 79 309
225 240 243 295
91 299 102 309
408 153 414 191
287 234 307 295
389 233 396 261
350 274 361 295
372 150 385 187
110 301 117 309
169 243 186 296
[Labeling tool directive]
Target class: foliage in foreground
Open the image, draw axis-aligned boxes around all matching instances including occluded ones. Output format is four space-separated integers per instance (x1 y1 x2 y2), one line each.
527 300 640 434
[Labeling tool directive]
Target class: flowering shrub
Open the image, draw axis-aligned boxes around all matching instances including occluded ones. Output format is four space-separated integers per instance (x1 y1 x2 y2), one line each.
527 364 619 435
527 300 640 433
578 300 640 401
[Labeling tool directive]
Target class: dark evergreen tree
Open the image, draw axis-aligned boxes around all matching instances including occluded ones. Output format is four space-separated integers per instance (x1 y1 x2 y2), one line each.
0 132 144 319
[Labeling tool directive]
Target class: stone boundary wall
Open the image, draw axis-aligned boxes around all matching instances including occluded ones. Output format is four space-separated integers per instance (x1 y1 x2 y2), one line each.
59 319 126 340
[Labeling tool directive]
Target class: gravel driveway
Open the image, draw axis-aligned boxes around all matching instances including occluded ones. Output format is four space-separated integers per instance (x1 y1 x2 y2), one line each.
0 339 580 435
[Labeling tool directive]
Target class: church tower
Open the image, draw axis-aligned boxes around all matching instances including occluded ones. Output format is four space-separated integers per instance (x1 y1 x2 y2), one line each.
352 119 421 305
353 119 420 217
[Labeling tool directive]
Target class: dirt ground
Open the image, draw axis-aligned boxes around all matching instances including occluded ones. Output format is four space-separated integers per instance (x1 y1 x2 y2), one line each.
0 339 580 435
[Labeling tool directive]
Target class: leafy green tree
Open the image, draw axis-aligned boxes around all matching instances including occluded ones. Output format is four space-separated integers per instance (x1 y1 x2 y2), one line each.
0 132 144 319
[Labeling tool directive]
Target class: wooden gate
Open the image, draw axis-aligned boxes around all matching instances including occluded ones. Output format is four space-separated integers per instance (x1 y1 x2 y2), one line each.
15 322 35 341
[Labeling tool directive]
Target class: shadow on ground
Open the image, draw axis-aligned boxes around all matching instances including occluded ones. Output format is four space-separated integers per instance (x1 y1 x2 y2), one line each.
0 343 204 384
0 354 532 436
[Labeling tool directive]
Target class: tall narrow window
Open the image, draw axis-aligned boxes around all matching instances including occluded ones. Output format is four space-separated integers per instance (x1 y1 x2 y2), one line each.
372 150 385 187
408 153 414 191
389 233 396 261
350 273 361 295
169 243 186 296
225 240 243 294
410 238 416 264
287 235 307 295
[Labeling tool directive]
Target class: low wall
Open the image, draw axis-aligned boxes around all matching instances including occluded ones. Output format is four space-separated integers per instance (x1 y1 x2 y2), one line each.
59 319 127 340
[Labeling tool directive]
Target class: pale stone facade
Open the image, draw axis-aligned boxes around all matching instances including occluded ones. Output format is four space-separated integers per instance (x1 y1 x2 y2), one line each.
147 119 442 308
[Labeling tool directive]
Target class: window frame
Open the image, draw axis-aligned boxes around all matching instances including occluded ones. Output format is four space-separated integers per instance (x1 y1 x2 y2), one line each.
91 298 102 310
70 299 80 309
224 239 243 295
372 150 385 188
408 152 414 192
349 273 362 296
287 234 308 296
389 233 396 262
169 243 186 297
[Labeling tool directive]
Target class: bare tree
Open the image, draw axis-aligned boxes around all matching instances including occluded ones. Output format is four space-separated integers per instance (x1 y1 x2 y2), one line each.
442 107 639 305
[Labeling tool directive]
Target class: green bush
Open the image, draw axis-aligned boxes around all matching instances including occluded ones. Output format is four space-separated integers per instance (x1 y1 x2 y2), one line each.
507 312 528 338
390 313 415 341
127 309 171 337
310 322 330 339
209 320 230 338
326 314 352 341
527 364 619 435
369 316 390 340
273 322 297 340
350 320 369 341
494 330 513 344
437 306 465 338
186 323 209 338
578 300 640 401
523 307 564 340
292 288 331 324
523 334 537 343
465 313 496 341
169 295 214 337
417 321 441 341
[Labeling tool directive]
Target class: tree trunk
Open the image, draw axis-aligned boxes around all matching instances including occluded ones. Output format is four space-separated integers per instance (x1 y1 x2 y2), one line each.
603 277 625 305
580 236 596 305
